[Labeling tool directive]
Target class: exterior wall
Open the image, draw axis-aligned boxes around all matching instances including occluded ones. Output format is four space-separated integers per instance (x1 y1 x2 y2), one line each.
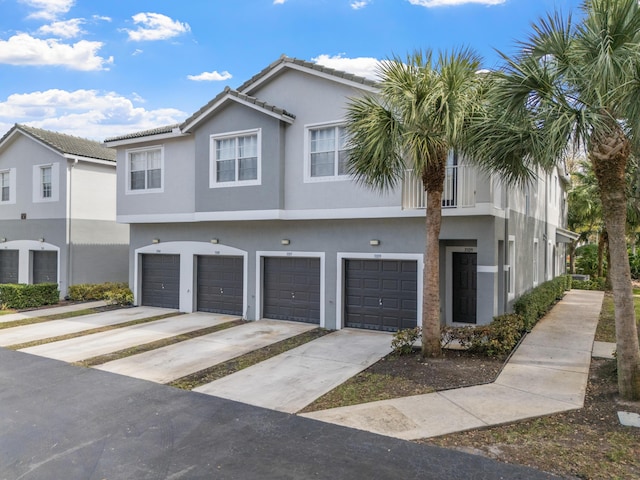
70 162 117 221
116 135 195 218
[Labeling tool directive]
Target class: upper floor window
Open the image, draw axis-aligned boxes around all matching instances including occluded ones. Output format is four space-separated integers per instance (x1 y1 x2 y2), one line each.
0 170 10 202
33 163 58 203
127 146 163 194
305 123 350 182
210 129 261 188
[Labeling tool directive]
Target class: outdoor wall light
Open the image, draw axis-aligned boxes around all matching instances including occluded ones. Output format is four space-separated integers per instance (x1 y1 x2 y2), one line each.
369 239 381 246
152 238 160 244
0 238 5 243
281 239 290 245
38 238 45 243
210 238 219 244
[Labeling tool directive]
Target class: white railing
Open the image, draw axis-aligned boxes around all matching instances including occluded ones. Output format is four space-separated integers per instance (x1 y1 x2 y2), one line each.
402 165 477 210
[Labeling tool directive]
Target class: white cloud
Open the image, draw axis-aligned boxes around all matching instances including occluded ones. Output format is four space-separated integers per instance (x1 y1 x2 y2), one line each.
0 89 188 140
187 70 233 82
125 13 191 41
19 0 75 20
312 54 381 81
273 0 286 4
407 0 506 6
0 33 112 71
351 1 369 9
37 18 85 39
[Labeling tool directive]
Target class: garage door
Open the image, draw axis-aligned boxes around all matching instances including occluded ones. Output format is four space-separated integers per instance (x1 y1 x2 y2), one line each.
197 255 243 315
141 254 180 309
345 259 417 332
0 250 18 284
263 257 320 324
32 251 57 284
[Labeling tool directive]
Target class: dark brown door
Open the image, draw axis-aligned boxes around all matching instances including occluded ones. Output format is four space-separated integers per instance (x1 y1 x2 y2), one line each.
345 259 417 332
452 252 477 324
0 250 18 284
32 251 57 284
263 257 320 324
141 254 180 309
197 255 243 315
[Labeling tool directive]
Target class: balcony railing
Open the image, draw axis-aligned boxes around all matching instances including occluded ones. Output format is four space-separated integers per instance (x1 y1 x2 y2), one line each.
402 165 477 210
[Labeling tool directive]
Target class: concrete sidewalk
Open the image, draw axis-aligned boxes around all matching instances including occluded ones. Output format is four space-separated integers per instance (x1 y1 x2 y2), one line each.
0 300 107 323
19 312 237 362
194 328 392 413
0 306 175 347
301 289 604 440
95 319 317 383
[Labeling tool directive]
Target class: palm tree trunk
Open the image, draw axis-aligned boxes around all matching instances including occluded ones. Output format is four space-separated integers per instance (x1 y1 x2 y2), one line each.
597 229 606 278
592 132 640 400
421 157 446 358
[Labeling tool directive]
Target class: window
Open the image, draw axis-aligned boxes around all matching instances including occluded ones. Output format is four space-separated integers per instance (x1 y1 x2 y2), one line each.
305 123 350 182
127 147 163 193
41 166 52 198
33 163 58 202
533 238 539 286
0 171 10 202
210 129 260 187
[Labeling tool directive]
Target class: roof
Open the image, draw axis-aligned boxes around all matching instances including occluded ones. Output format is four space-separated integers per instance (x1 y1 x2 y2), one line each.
237 55 378 94
181 87 295 133
104 124 181 143
1 124 116 162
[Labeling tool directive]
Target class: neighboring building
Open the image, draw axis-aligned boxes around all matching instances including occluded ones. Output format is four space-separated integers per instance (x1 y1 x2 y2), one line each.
0 124 129 297
105 56 573 331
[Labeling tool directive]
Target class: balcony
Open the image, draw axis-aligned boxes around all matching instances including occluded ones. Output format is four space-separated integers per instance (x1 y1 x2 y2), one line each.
402 165 477 209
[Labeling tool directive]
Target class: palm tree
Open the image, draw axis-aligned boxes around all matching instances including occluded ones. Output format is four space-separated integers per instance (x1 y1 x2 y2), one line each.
345 49 484 357
465 0 640 399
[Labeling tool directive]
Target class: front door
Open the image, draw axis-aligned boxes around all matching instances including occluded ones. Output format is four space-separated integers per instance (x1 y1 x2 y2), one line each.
452 252 477 324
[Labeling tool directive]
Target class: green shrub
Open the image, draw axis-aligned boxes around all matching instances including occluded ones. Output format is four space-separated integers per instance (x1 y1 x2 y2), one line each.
441 313 525 358
575 243 603 276
513 276 567 331
571 277 607 291
68 282 133 306
0 283 59 309
391 326 421 355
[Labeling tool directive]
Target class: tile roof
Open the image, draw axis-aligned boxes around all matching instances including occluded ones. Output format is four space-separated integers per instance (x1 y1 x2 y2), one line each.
181 87 295 132
2 124 116 162
104 124 181 143
237 55 378 93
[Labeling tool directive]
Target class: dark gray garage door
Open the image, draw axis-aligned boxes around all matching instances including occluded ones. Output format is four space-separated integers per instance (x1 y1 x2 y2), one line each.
32 251 57 284
197 255 243 315
0 250 18 284
141 254 180 309
263 257 320 324
345 259 417 332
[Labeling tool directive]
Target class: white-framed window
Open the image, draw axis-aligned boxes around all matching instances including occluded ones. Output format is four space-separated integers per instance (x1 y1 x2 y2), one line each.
0 169 15 204
508 236 516 299
33 163 59 203
533 238 539 286
304 122 350 182
210 129 261 188
126 146 163 194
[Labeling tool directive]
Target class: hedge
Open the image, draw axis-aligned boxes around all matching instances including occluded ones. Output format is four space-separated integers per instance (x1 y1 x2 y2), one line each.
513 275 569 331
67 282 133 306
0 283 59 309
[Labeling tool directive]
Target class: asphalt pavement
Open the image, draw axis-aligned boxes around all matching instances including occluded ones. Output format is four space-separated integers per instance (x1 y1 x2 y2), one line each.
0 348 558 480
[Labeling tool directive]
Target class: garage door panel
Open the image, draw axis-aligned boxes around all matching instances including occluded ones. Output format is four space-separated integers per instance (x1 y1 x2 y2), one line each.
32 251 57 284
263 257 320 324
345 259 417 332
0 250 19 284
141 254 180 309
197 256 243 315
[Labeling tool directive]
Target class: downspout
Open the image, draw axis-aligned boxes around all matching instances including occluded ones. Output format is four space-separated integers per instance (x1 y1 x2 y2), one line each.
66 158 78 297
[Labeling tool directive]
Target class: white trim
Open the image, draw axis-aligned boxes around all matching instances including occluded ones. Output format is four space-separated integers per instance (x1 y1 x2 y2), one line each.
0 168 16 205
255 251 326 328
133 241 248 314
477 265 498 273
105 129 188 147
209 128 262 188
445 246 478 326
508 235 516 300
336 252 423 331
0 240 60 288
63 154 116 167
32 163 59 203
303 121 351 184
125 145 164 195
533 237 539 287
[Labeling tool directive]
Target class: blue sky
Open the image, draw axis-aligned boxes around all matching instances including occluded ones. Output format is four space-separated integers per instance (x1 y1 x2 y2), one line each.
0 0 584 140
